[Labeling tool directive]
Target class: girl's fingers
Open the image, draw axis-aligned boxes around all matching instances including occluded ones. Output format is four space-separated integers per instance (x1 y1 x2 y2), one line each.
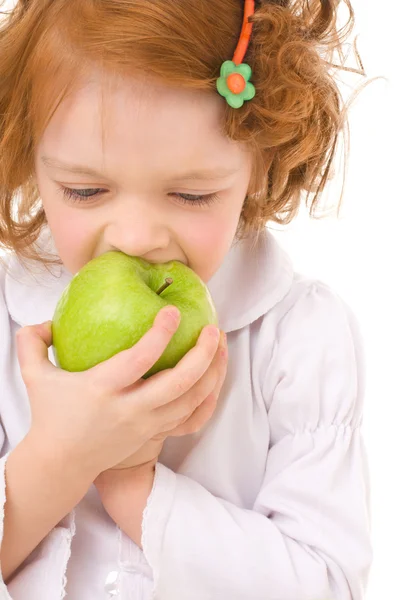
167 393 219 438
154 333 228 433
87 305 181 393
170 340 228 436
143 324 221 410
16 321 54 385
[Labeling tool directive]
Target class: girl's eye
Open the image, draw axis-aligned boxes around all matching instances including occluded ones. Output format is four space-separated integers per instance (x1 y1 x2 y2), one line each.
59 186 220 208
59 187 105 204
172 192 220 207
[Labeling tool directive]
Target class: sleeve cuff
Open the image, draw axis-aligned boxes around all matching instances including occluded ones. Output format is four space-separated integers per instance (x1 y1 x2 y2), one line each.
141 462 176 589
0 450 77 599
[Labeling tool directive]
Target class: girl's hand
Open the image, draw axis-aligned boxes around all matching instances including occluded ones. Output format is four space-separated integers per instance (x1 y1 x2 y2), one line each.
16 306 223 482
108 330 228 471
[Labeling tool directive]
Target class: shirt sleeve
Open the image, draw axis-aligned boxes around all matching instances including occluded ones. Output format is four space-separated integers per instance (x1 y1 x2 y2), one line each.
0 265 76 599
0 263 14 598
0 449 13 599
141 281 373 600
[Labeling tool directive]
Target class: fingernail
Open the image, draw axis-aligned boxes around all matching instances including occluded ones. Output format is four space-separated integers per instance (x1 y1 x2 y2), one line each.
208 326 220 340
220 347 228 360
220 331 228 356
165 306 180 323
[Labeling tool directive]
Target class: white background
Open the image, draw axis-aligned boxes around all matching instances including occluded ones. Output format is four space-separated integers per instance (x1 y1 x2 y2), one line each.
271 3 397 598
1 1 397 598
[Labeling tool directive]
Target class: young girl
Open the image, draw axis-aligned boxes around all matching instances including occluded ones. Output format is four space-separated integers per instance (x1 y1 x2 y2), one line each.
0 0 372 598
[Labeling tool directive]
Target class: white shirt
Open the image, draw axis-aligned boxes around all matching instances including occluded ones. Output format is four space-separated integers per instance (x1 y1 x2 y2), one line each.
0 228 372 599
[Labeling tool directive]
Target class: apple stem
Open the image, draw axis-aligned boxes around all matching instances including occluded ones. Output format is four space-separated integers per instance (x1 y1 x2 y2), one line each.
156 277 173 295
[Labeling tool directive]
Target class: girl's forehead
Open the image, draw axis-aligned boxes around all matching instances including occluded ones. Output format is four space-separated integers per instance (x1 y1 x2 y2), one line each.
37 72 249 173
38 72 249 169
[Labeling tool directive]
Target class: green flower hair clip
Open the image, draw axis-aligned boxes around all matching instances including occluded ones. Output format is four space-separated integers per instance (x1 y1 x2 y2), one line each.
216 60 256 109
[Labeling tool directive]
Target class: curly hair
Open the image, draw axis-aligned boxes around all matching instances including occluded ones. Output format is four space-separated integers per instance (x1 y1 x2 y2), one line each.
0 0 367 265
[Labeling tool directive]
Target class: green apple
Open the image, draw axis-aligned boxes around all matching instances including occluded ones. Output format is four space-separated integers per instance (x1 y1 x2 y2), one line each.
52 252 218 379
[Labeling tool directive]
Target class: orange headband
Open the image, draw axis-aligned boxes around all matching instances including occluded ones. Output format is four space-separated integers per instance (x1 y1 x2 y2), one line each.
216 0 256 108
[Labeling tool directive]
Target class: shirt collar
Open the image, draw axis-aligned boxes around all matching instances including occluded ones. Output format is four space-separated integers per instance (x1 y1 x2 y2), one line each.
4 227 293 333
207 228 294 332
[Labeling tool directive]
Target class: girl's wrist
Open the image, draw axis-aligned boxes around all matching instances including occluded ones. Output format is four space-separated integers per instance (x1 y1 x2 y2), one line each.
94 461 156 549
23 431 96 488
94 459 156 498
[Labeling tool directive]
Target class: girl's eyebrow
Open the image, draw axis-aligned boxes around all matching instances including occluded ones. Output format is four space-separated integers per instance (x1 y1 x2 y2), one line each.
41 155 240 181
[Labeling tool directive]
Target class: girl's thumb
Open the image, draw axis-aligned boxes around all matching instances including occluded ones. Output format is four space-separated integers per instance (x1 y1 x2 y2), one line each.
16 321 53 375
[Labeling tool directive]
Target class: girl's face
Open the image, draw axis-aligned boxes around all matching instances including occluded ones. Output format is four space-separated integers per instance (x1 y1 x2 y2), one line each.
34 71 253 283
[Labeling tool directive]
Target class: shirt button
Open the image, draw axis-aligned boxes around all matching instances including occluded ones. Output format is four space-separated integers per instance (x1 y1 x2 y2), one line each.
104 570 119 596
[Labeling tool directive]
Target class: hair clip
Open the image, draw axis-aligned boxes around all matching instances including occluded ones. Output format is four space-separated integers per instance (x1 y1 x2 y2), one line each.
216 0 256 108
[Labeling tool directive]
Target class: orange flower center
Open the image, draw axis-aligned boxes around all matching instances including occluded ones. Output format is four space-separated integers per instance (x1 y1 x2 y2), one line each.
226 73 246 94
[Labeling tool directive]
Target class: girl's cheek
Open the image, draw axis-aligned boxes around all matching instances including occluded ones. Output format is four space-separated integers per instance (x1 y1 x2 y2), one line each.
184 217 225 252
181 217 234 283
44 205 98 273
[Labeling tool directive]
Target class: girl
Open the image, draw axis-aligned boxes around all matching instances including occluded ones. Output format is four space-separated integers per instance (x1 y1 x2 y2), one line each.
0 0 372 598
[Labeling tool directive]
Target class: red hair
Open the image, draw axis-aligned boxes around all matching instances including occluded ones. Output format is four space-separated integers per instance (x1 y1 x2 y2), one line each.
0 0 367 264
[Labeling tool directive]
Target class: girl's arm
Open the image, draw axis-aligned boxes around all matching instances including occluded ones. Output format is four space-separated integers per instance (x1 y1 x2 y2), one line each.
0 435 92 583
97 282 372 600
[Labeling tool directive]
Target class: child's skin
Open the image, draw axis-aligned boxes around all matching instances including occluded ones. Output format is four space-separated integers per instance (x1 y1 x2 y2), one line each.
4 303 227 581
2 68 260 581
33 69 254 283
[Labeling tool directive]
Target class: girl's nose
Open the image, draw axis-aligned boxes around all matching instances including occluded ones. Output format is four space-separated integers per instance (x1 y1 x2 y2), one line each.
105 203 171 258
